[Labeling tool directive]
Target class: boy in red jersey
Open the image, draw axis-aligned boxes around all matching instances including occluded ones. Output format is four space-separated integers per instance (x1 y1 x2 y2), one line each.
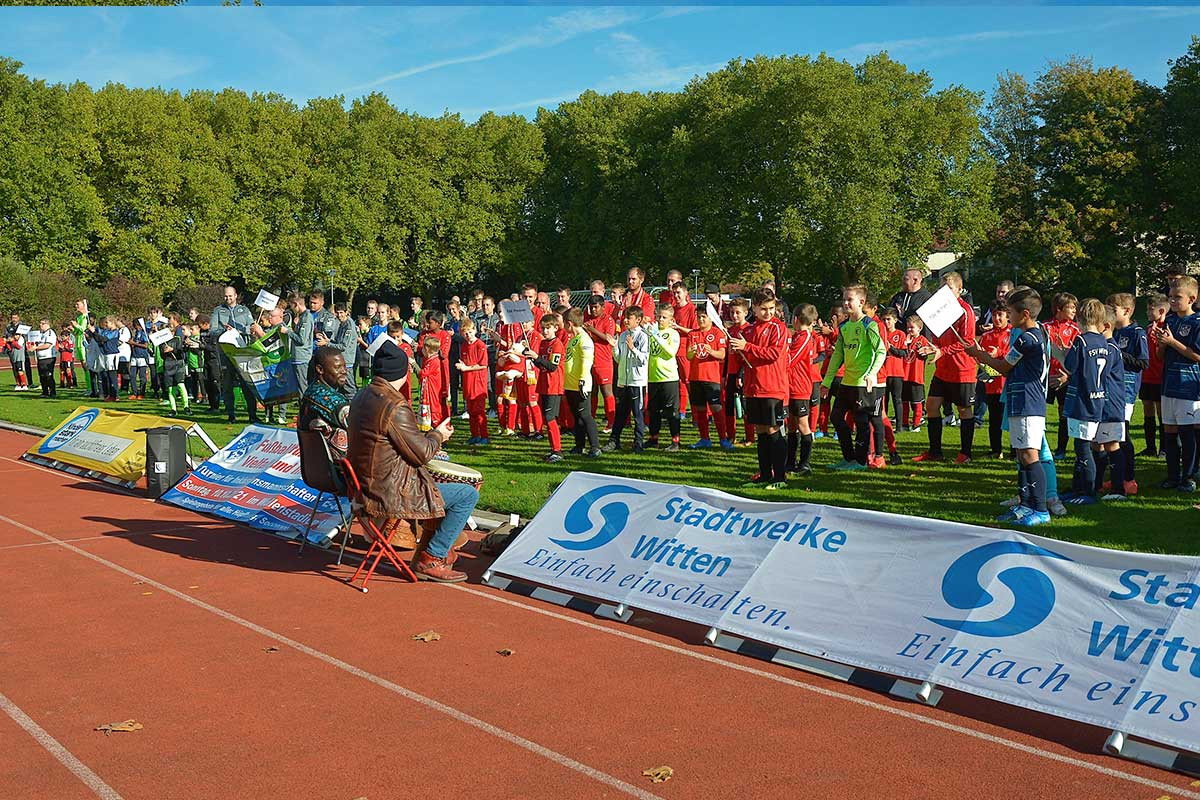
1140 294 1169 456
913 271 978 464
456 318 490 445
418 337 446 431
729 288 789 488
532 313 566 462
881 309 906 430
1044 292 1080 459
58 323 77 388
864 293 900 467
671 281 698 417
419 311 453 422
584 295 617 431
902 315 930 431
723 299 753 446
978 304 1012 458
806 315 830 436
685 305 729 449
787 304 820 475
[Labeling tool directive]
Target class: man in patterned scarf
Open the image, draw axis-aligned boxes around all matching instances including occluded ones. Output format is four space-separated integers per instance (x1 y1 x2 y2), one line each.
299 346 351 459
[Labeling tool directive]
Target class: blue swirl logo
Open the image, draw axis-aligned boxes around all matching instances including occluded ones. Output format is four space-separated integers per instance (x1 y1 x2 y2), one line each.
550 485 646 551
225 432 264 462
38 409 99 454
925 541 1072 638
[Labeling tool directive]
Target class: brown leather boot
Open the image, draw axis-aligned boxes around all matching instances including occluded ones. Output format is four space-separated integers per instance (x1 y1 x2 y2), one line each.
413 551 467 583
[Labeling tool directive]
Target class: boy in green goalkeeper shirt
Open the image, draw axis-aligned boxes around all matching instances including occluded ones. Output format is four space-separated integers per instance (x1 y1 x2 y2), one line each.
820 284 887 470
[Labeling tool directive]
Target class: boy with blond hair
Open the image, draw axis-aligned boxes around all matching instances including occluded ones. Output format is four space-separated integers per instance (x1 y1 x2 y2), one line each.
1107 292 1148 495
821 285 886 471
1060 298 1111 504
1156 275 1200 492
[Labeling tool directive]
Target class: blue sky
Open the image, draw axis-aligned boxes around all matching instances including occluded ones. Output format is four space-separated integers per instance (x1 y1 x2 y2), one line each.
0 5 1194 119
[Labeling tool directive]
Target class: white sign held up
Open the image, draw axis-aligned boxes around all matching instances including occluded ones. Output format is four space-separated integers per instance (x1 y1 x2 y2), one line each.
916 285 966 341
15 324 31 336
706 300 725 331
218 329 244 347
149 328 174 347
366 331 392 358
500 300 534 326
254 289 280 311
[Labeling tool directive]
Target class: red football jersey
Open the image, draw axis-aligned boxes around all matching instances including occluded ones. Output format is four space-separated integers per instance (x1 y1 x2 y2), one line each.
904 334 930 384
882 328 907 379
419 358 445 423
673 300 698 333
788 330 818 400
687 327 727 383
979 326 1012 395
620 289 657 322
460 337 489 400
536 336 566 396
930 298 978 383
1044 317 1081 376
741 316 789 399
809 332 829 381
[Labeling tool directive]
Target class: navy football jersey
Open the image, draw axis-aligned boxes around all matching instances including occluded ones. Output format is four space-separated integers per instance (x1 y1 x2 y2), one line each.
1163 312 1200 401
1003 326 1049 418
1114 323 1148 404
1101 339 1126 422
1064 331 1109 422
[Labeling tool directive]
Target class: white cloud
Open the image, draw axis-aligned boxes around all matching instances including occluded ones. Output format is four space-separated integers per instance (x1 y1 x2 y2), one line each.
348 7 642 93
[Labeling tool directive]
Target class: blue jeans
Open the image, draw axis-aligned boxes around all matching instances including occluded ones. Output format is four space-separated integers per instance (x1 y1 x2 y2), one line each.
431 481 479 558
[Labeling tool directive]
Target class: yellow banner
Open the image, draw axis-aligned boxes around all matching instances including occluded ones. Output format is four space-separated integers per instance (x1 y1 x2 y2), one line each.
25 406 198 485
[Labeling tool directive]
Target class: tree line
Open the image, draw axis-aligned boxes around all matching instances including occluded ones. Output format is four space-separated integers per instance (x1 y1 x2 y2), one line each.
2 39 1199 322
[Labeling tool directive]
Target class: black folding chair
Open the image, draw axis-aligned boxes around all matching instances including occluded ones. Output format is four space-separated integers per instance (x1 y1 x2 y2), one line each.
296 429 352 565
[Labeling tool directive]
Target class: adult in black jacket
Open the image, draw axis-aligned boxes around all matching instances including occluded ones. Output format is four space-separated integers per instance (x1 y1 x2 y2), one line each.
889 269 932 322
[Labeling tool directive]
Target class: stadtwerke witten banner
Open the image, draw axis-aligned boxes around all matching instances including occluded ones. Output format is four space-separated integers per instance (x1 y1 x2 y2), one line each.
24 406 208 487
162 424 347 545
491 472 1200 755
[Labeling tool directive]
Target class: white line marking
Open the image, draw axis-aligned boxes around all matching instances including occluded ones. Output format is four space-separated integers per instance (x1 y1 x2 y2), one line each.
448 584 1200 799
0 514 663 800
0 691 125 800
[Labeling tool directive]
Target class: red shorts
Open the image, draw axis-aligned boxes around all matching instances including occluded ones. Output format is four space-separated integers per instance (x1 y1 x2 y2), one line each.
591 361 613 385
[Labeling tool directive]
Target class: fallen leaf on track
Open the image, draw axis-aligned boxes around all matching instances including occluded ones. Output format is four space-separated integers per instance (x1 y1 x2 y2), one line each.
95 720 142 734
264 646 280 653
188 585 200 589
140 592 152 596
642 766 673 783
411 630 441 642
496 648 515 657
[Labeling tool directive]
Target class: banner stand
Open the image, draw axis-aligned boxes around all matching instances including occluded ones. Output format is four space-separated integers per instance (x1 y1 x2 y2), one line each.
481 570 633 623
702 627 943 706
1104 730 1200 778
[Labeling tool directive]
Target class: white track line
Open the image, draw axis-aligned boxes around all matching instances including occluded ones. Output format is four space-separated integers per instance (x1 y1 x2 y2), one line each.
0 514 663 800
0 691 125 800
447 584 1200 799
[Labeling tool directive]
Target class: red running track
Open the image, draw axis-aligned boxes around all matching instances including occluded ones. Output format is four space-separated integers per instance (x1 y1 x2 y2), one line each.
0 427 1196 800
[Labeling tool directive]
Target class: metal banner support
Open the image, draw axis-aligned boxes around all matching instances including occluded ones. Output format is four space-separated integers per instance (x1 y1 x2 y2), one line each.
704 627 942 706
482 570 632 622
1104 730 1200 777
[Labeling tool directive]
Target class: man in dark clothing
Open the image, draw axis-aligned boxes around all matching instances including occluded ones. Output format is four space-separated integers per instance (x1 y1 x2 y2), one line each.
889 268 933 322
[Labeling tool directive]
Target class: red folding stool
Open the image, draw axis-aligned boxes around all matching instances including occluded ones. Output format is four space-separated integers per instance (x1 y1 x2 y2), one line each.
337 459 418 592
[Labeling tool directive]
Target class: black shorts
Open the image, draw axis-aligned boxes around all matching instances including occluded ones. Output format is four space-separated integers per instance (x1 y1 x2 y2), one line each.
541 393 562 421
1048 384 1068 407
929 376 975 408
834 384 879 413
788 398 811 417
163 361 186 387
688 381 722 408
745 397 785 427
902 381 926 403
1139 383 1162 402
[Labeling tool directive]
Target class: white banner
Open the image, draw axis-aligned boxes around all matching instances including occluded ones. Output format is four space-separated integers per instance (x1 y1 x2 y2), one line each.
149 328 173 347
492 472 1200 755
916 284 965 338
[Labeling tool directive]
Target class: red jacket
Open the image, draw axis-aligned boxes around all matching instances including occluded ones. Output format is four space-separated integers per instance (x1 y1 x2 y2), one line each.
1145 320 1166 384
881 328 906 380
931 298 977 383
741 316 788 399
536 336 566 396
460 338 488 400
1044 317 1080 377
979 326 1012 395
620 289 657 322
903 334 930 384
788 330 818 400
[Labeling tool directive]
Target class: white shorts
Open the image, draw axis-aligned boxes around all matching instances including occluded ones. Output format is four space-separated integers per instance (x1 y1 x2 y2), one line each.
131 357 149 368
1095 421 1125 444
1009 415 1046 451
103 354 121 371
1125 402 1135 422
1162 396 1200 427
1068 418 1098 442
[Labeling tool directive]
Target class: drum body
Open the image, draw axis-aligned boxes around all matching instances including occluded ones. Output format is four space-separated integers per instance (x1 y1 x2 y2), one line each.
425 460 484 490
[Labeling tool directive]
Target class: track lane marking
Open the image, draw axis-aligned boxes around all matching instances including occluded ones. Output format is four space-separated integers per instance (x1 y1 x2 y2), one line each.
0 691 125 800
0 514 663 800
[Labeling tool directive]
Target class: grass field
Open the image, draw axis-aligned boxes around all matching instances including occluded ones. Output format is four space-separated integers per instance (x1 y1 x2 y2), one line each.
1 368 1196 555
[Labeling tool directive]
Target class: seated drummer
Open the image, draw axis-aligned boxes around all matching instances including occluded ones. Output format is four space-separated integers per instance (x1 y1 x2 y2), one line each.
347 339 476 583
298 346 351 459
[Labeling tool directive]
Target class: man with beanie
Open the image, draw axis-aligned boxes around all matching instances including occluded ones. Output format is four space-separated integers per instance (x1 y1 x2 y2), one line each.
347 340 476 582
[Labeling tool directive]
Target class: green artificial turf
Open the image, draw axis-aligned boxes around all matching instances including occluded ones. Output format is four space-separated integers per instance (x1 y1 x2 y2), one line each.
1 369 1195 555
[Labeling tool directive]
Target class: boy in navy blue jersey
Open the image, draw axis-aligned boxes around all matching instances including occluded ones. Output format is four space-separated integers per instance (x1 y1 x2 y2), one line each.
1061 299 1110 505
1107 293 1148 497
966 287 1052 526
1155 275 1200 492
1093 306 1127 501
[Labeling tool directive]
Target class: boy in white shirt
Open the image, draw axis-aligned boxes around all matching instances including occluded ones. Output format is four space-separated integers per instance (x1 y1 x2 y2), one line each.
30 319 58 397
603 307 650 454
